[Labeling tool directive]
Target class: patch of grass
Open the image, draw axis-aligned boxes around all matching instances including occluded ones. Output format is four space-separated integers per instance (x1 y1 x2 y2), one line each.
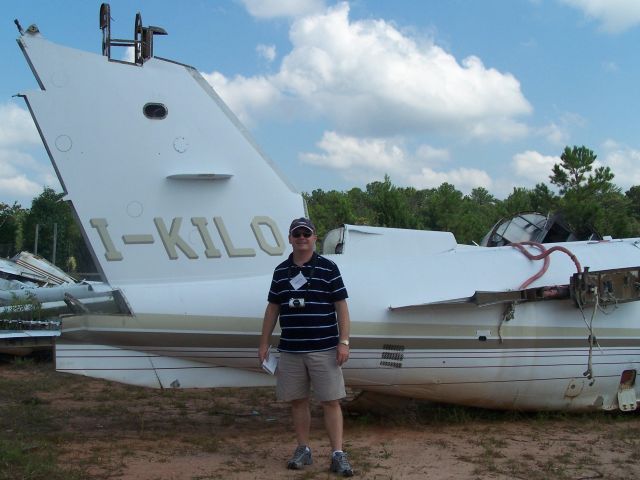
184 435 222 453
4 356 640 480
372 443 393 460
536 458 569 479
0 291 44 324
432 438 450 449
0 438 85 480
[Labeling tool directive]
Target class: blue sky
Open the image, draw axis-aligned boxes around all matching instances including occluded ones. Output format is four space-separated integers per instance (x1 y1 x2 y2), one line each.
1 0 639 207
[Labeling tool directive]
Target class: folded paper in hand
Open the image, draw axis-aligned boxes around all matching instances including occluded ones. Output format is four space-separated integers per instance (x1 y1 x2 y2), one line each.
262 347 278 375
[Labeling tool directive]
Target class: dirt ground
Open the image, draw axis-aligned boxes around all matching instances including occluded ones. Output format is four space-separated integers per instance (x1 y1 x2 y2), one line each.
2 358 640 480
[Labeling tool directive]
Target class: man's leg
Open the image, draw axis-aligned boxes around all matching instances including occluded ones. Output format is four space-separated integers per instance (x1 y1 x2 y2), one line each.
321 399 343 451
288 397 313 469
291 397 311 446
324 399 354 476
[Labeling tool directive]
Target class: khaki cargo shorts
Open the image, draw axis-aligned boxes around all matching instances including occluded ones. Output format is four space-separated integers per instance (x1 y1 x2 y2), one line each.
276 349 346 402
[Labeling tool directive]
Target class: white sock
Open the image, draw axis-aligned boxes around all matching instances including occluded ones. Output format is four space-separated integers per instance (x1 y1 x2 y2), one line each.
333 450 343 457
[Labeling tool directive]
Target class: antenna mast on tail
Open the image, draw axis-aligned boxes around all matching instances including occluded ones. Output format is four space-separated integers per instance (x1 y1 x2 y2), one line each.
99 3 167 64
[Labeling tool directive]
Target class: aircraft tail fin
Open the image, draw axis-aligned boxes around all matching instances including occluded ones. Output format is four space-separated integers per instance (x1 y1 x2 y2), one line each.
19 31 303 286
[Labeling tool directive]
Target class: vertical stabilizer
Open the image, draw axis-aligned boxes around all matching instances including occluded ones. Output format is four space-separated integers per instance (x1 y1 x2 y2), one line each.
18 32 304 286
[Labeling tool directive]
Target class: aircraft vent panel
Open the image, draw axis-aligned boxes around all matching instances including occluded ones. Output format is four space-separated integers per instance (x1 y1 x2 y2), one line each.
570 267 640 307
380 344 405 368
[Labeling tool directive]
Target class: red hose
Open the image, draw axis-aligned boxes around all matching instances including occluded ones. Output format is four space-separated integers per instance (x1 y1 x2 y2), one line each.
510 241 582 289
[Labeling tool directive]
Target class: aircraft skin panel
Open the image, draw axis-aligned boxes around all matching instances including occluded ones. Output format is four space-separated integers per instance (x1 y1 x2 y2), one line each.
336 233 640 309
56 295 640 410
45 231 640 322
19 34 304 286
58 297 640 349
14 21 640 411
55 340 637 410
55 344 275 389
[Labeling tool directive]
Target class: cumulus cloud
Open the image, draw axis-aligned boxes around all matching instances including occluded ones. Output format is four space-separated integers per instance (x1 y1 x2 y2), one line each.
201 71 282 125
561 0 640 33
0 103 40 148
601 140 640 189
538 123 569 146
256 44 277 62
0 174 42 199
121 46 135 63
240 0 325 19
300 131 490 193
0 103 60 205
300 131 405 172
511 150 560 184
206 3 531 140
407 167 493 191
537 112 585 146
508 143 640 193
415 145 450 164
0 149 56 205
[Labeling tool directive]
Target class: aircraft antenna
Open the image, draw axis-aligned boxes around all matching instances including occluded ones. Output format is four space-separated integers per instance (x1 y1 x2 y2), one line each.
99 3 111 58
99 4 166 64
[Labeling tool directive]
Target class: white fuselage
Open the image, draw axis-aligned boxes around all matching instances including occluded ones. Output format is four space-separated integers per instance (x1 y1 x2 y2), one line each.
16 26 640 411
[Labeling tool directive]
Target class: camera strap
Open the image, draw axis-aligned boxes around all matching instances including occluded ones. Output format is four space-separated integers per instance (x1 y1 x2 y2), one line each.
288 253 318 299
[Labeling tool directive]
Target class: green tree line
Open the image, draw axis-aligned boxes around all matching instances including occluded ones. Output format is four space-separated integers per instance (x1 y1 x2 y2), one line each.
1 146 639 274
0 187 94 276
305 145 640 244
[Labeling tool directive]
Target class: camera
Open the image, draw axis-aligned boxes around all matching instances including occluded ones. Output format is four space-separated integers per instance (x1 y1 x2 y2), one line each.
289 298 305 309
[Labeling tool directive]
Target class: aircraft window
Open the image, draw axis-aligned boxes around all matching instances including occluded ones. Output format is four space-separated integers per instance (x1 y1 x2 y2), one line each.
143 103 168 119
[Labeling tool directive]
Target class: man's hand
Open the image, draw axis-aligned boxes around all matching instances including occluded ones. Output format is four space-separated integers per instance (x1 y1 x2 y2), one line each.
336 342 350 366
259 303 280 365
258 343 270 364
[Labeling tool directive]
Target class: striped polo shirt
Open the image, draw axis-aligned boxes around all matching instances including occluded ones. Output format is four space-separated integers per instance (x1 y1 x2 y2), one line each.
268 252 348 353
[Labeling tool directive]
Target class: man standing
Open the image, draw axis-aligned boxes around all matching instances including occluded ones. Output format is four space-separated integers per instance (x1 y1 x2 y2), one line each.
259 217 354 477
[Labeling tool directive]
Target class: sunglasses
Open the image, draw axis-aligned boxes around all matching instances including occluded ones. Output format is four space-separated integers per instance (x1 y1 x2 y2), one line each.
291 231 313 238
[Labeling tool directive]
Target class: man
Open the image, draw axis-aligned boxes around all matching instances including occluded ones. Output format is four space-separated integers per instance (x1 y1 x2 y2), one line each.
259 217 354 477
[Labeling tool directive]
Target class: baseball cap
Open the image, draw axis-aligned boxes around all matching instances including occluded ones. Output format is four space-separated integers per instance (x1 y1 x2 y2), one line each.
289 217 316 234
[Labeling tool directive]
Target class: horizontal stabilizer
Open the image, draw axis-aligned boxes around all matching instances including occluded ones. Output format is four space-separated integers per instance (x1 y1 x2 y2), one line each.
56 343 276 389
389 285 571 310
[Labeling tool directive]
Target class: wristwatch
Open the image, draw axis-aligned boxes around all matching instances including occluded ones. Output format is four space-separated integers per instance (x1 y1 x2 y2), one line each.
339 339 350 347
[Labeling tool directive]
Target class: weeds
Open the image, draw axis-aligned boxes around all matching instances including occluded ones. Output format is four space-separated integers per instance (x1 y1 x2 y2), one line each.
0 437 86 480
0 292 43 323
2 357 640 479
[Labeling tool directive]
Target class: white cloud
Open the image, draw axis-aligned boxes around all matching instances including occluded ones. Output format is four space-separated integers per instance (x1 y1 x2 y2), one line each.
537 112 586 146
0 174 42 199
201 71 282 125
300 131 405 171
206 3 531 140
257 44 277 62
539 123 568 146
0 103 40 148
0 150 40 176
601 140 640 189
0 103 60 205
507 143 640 193
512 150 559 184
0 149 57 205
122 46 135 63
561 0 640 33
408 167 492 191
300 131 490 193
240 0 325 19
415 145 450 164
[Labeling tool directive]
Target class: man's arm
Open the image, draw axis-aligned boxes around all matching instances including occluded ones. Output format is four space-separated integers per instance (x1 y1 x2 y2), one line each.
259 302 280 363
335 299 350 366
